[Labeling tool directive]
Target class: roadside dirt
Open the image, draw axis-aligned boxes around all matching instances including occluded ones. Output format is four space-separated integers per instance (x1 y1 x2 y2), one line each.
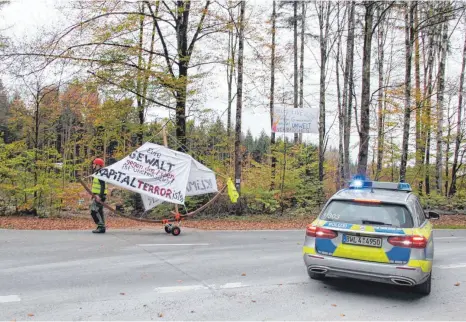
1 214 465 230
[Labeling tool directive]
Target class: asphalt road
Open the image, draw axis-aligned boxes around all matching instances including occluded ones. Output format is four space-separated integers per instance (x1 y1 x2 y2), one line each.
1 228 465 321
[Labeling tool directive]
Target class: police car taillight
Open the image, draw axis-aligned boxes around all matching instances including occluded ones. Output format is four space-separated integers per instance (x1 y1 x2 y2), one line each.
388 235 427 248
306 225 337 239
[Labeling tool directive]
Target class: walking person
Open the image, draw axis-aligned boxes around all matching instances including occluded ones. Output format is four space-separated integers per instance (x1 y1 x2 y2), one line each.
90 158 107 233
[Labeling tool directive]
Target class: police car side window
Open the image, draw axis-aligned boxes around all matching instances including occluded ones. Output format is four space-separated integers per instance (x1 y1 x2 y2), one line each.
414 199 426 225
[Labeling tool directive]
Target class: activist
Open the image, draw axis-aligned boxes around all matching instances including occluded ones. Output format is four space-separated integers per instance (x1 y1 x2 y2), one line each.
90 158 108 233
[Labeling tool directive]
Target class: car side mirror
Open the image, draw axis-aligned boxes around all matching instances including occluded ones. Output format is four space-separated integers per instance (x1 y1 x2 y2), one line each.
426 211 440 220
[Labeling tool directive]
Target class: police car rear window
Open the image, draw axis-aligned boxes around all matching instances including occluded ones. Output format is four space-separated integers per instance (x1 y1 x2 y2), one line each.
320 200 414 228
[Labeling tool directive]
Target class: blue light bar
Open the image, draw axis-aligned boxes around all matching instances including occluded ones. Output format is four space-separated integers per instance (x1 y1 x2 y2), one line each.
397 182 412 192
349 175 373 189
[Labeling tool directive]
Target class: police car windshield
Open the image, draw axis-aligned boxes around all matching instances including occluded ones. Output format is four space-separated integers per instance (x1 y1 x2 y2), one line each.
320 200 414 228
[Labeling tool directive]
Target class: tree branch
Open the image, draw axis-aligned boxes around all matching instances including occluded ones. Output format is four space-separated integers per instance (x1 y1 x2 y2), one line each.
87 70 175 111
187 0 211 57
144 0 176 78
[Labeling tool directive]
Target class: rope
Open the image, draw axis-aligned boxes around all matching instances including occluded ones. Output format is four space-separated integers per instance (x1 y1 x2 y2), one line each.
163 126 231 181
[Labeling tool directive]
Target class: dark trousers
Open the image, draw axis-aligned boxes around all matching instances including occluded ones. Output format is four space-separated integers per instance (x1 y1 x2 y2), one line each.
90 198 106 227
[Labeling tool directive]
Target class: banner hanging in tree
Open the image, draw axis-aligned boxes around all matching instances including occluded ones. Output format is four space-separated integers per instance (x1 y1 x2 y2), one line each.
92 142 218 206
272 107 319 134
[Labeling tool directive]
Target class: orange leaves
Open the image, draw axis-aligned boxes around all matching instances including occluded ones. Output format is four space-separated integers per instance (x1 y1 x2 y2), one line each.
1 213 465 231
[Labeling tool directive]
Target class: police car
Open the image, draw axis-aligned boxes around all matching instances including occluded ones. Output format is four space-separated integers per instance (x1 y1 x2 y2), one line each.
302 177 440 295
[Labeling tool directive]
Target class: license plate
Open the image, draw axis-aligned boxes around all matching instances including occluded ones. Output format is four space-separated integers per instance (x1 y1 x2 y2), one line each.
343 234 382 248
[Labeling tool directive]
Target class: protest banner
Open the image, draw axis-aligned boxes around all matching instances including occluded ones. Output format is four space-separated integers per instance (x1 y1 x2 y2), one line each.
92 142 218 206
272 107 319 133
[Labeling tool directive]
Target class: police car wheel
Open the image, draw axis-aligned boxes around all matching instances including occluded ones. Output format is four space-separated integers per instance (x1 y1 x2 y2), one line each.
414 273 431 295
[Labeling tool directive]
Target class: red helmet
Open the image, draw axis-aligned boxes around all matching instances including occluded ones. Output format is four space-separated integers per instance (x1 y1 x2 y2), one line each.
93 158 104 166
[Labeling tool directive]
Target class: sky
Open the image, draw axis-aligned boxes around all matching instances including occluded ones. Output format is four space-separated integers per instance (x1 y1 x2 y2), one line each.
1 0 465 168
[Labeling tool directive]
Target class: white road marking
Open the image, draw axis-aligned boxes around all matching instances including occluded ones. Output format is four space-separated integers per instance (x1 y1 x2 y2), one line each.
0 295 21 303
154 282 246 293
436 263 466 269
219 282 244 289
137 243 209 246
436 237 461 240
155 285 209 293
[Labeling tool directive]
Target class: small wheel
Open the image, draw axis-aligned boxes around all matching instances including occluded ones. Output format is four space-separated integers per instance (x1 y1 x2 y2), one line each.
164 224 172 233
171 226 181 236
414 273 431 296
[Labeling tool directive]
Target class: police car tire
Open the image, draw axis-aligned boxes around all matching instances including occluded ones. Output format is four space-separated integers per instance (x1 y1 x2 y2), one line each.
414 273 431 295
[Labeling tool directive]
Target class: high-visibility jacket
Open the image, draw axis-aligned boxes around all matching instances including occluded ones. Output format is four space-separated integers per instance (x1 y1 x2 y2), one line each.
91 177 107 196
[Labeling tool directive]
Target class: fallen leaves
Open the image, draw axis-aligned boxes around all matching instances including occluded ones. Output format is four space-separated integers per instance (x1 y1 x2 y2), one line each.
455 282 461 286
251 300 256 303
27 314 34 317
2 213 465 231
340 314 346 317
331 304 337 307
120 292 125 295
241 273 246 276
158 313 164 318
0 216 162 230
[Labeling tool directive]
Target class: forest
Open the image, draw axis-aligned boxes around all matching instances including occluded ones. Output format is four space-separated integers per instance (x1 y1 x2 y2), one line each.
1 0 466 220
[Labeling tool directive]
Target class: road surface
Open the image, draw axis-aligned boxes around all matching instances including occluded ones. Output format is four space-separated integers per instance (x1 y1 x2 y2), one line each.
1 228 465 320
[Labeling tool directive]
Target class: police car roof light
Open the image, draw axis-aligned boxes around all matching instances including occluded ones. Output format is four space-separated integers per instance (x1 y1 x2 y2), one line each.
397 182 412 192
349 177 373 189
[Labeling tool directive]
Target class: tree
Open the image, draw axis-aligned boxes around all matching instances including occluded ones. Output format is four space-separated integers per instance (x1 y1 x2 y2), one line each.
293 1 298 144
270 0 277 190
298 2 306 144
449 16 466 196
0 79 9 142
234 0 245 198
226 1 239 139
399 2 415 182
357 1 375 176
375 4 389 181
316 1 338 182
145 0 213 151
435 12 449 193
342 1 356 181
244 129 254 152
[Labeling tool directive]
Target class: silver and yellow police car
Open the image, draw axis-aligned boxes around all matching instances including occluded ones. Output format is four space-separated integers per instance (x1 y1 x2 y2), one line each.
303 177 440 295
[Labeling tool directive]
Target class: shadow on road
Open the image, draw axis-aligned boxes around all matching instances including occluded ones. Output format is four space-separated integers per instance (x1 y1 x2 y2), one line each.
317 277 425 301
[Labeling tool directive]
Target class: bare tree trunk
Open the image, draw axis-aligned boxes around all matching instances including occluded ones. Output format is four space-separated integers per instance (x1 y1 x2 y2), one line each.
400 2 414 182
317 1 332 182
445 99 452 196
234 0 245 198
298 1 306 144
270 0 277 190
450 19 466 196
357 2 374 175
375 5 385 180
424 18 437 196
343 1 355 180
293 1 299 144
136 3 145 145
227 4 237 139
336 2 343 190
436 20 448 194
34 90 40 214
414 5 423 181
